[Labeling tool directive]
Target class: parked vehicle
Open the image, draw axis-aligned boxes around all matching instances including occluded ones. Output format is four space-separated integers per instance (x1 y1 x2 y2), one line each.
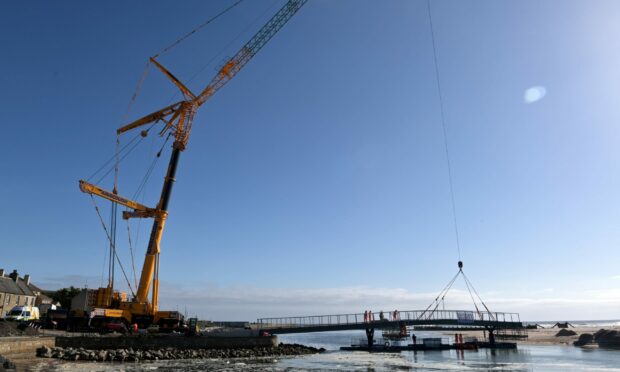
44 308 68 330
4 306 40 321
38 303 57 317
101 319 128 334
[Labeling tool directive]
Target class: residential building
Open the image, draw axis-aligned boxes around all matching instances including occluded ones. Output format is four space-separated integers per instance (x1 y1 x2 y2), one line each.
0 269 36 316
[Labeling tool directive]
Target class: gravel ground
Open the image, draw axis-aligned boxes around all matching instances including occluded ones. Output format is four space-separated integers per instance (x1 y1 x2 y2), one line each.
0 321 39 337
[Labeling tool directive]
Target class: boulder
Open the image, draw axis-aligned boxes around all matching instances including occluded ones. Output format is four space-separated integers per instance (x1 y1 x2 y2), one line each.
573 333 594 346
594 329 617 340
555 329 577 337
594 329 620 348
36 346 52 358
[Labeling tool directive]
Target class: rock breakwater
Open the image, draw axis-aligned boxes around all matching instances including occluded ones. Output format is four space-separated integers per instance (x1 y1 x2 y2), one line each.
36 343 324 362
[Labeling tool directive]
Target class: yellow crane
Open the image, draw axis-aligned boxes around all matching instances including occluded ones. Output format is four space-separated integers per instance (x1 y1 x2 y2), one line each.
79 0 307 329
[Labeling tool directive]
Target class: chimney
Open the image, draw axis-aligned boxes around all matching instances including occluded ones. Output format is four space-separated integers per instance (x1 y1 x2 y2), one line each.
24 274 30 286
9 270 18 282
0 269 4 277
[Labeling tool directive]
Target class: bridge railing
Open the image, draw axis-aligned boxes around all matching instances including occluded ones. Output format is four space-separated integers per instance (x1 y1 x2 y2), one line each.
257 309 521 329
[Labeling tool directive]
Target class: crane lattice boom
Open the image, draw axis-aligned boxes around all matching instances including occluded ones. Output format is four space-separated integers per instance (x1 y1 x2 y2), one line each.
80 0 308 321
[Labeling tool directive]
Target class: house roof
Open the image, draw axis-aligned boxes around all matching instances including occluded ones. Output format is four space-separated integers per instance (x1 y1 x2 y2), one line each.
16 278 34 296
37 292 54 304
28 282 45 293
0 276 35 297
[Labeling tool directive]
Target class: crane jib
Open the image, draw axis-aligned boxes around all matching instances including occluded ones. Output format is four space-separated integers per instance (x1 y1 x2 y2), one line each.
79 180 153 213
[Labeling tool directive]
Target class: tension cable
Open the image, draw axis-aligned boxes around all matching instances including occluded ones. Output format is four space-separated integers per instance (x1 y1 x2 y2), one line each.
152 0 245 59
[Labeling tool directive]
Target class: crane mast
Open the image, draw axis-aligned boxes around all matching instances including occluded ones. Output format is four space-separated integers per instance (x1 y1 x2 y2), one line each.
80 0 307 323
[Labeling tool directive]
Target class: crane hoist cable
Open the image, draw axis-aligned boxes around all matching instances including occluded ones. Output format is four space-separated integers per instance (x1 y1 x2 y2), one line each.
122 62 151 124
99 242 107 288
424 0 496 323
108 199 117 290
88 122 159 185
426 0 462 261
93 137 144 185
87 131 145 183
126 222 138 290
131 132 172 201
89 195 136 297
86 133 141 182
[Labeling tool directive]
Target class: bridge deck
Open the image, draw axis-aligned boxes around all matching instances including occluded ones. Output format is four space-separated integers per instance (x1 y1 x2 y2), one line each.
258 310 523 334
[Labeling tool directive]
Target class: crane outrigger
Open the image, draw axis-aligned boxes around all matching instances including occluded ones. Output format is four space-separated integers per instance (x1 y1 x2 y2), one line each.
79 0 307 330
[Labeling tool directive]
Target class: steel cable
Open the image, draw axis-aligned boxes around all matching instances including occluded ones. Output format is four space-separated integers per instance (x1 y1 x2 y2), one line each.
427 0 462 261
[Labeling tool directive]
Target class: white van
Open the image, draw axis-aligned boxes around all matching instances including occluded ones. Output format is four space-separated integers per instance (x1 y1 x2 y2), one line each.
4 306 40 321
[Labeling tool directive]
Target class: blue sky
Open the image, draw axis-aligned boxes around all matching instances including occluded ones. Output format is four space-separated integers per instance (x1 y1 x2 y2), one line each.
1 0 619 321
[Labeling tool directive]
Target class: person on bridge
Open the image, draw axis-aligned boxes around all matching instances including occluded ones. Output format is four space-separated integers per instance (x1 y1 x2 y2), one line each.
412 333 417 345
364 310 368 322
369 310 374 321
379 310 385 320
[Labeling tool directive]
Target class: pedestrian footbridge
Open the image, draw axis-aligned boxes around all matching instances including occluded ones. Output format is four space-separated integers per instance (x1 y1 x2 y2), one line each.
257 309 524 345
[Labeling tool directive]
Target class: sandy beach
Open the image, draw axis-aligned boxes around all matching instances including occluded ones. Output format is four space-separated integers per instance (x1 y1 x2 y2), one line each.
444 326 620 346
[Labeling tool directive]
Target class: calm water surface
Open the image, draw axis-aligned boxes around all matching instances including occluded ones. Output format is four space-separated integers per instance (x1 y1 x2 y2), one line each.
31 330 620 371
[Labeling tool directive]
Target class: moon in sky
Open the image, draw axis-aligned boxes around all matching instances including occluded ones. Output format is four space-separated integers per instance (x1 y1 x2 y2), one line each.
524 86 547 103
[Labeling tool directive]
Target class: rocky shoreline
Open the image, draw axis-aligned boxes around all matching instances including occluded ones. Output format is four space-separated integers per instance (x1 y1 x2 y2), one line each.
574 329 620 348
36 343 325 362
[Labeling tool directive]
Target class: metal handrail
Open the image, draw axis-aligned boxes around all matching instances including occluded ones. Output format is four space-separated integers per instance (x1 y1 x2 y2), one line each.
257 309 522 329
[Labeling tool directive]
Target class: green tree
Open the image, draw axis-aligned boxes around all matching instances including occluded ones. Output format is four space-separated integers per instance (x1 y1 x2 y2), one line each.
51 286 81 309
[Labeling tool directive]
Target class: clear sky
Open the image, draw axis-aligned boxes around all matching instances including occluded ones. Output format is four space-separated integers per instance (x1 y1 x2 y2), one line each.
1 0 619 321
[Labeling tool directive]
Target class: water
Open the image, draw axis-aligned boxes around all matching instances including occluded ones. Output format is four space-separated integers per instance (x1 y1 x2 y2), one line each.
531 320 620 328
30 330 620 371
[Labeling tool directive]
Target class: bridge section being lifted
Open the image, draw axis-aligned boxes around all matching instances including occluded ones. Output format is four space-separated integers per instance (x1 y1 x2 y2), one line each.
258 309 525 347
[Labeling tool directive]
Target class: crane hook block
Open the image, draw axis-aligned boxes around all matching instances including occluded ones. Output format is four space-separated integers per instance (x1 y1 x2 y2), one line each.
458 261 463 269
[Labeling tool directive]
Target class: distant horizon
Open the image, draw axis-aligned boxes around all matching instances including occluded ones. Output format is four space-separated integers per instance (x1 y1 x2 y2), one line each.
29 271 620 324
31 272 620 322
4 261 616 323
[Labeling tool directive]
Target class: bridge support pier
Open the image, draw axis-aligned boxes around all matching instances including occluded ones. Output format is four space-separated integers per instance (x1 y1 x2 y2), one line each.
486 327 496 346
365 328 375 348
